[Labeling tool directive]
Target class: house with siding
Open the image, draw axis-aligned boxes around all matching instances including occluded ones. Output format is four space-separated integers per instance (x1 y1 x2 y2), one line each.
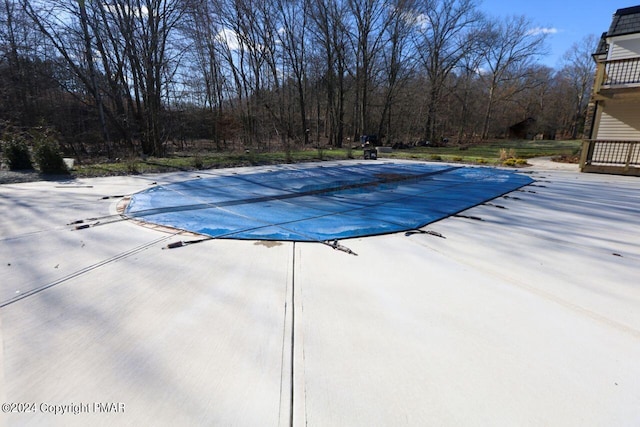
581 5 640 175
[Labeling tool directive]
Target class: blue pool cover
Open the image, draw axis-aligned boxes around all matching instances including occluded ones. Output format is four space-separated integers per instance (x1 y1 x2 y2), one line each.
125 162 534 241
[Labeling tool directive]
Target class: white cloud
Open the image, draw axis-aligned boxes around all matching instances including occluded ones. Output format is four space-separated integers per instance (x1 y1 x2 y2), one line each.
408 12 431 31
216 28 241 51
528 27 559 36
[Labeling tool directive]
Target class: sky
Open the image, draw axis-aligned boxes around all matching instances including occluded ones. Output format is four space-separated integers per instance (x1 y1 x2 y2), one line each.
479 0 637 67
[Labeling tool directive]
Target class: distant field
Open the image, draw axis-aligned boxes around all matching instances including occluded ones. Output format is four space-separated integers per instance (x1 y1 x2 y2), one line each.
70 139 582 178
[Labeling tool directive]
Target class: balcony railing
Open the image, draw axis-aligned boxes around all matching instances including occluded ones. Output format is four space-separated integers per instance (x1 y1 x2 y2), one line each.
602 57 640 87
580 140 640 175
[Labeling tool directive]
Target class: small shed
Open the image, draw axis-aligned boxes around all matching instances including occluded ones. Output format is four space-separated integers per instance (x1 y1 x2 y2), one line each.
508 117 536 139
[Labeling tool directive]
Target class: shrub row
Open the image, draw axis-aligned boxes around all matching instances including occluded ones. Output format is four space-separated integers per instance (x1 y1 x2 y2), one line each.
1 133 68 174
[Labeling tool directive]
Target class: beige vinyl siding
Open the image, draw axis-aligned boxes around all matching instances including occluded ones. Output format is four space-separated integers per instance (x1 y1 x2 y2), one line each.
596 101 640 140
608 37 640 60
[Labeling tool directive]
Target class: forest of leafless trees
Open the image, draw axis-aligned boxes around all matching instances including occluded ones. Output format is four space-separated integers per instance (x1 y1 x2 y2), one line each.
0 0 597 159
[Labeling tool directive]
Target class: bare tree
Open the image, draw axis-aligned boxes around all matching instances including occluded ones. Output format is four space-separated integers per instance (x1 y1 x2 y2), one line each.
558 34 598 139
450 27 485 143
77 0 110 152
17 0 134 159
274 0 310 145
214 0 276 149
500 64 556 137
376 0 417 143
183 0 224 112
309 0 349 147
478 15 548 140
21 0 188 156
0 0 36 122
182 0 227 141
346 0 391 140
414 0 481 143
105 0 188 155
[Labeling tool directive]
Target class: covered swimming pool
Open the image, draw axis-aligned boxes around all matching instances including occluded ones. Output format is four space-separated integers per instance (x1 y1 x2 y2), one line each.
124 162 534 242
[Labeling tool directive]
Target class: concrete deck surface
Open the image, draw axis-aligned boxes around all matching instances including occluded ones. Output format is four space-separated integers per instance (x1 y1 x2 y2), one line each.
1 160 639 426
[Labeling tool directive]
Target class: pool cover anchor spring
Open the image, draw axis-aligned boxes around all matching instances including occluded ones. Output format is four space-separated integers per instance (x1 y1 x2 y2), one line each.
326 240 358 256
404 229 445 238
163 237 213 249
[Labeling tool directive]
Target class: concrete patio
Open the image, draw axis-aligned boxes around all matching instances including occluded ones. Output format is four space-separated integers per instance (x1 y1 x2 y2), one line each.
1 160 639 426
